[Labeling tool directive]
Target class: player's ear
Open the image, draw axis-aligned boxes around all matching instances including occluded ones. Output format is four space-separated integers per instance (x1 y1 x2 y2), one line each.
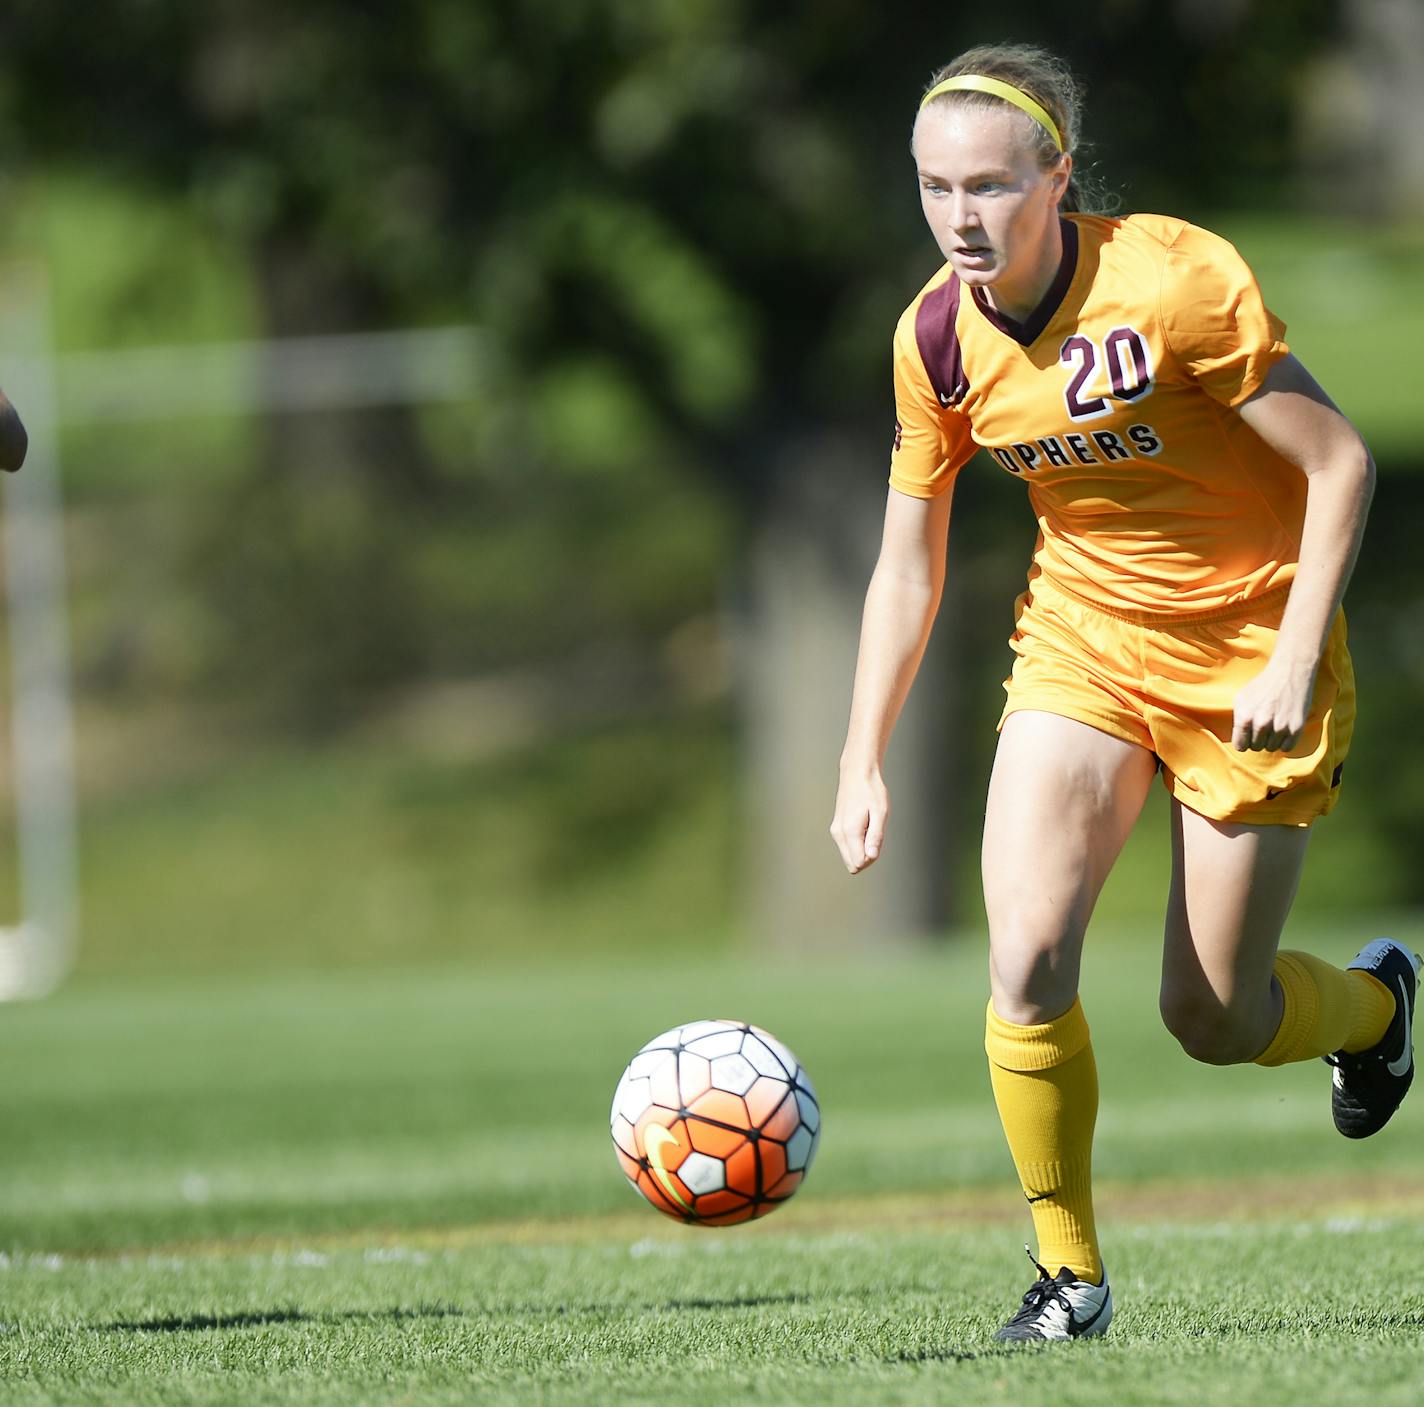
1049 152 1073 205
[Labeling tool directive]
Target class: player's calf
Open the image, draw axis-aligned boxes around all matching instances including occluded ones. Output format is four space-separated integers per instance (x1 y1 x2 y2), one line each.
1159 989 1279 1066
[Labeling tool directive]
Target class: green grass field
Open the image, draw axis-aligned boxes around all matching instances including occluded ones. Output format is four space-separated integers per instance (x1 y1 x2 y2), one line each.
4 930 1424 1404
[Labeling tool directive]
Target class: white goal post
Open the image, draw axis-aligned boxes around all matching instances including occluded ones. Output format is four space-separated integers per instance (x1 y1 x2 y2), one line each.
0 268 77 999
0 265 488 999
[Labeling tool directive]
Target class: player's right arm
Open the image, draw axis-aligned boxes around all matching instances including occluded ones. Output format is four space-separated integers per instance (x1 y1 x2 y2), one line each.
830 485 953 875
0 388 28 472
831 297 971 875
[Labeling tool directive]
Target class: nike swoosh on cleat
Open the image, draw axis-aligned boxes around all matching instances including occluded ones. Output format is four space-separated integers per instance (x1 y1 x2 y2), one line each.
1387 974 1413 1079
1073 1292 1110 1335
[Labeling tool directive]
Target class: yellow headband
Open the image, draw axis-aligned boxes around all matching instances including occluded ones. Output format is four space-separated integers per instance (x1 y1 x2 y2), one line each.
919 74 1064 152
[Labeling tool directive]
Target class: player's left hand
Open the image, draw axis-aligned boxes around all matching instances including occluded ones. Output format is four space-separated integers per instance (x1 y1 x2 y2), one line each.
1231 656 1317 752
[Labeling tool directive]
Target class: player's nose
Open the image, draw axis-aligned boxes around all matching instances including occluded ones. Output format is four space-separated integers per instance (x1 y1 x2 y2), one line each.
947 193 981 238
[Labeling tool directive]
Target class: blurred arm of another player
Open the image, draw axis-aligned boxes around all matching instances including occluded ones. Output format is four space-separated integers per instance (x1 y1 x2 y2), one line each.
0 387 28 471
1232 354 1375 753
830 486 952 874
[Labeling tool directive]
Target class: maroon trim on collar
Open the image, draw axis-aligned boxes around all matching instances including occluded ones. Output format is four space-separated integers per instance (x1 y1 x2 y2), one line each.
971 217 1079 346
914 273 969 410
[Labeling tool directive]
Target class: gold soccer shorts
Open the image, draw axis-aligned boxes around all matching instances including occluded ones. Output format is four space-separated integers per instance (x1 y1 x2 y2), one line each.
998 574 1354 827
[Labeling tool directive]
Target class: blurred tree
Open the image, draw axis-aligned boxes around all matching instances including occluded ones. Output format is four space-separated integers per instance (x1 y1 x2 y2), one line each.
1297 0 1424 218
0 0 1350 943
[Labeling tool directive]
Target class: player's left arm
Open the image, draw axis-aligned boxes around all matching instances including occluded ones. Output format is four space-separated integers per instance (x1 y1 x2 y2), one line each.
0 388 28 472
1231 353 1375 752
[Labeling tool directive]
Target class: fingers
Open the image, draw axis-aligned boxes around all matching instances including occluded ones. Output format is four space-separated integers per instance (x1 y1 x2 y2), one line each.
1232 713 1302 753
864 810 885 862
829 802 888 874
1233 660 1316 753
1233 722 1301 753
827 810 856 872
829 814 871 872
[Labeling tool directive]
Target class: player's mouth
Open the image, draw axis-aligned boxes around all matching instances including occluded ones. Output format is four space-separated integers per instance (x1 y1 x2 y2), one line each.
953 244 995 267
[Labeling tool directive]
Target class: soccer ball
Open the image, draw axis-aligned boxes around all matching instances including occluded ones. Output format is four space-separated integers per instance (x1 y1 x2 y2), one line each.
609 1018 820 1226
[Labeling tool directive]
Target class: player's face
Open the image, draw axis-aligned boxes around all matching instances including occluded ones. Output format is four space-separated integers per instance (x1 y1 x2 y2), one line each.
912 104 1070 304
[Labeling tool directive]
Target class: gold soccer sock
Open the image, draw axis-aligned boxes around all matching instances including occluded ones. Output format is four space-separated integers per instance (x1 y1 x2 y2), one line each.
1254 950 1397 1067
984 997 1102 1284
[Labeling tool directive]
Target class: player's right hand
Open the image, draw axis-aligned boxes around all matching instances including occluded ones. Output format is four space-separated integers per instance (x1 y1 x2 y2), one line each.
829 765 890 875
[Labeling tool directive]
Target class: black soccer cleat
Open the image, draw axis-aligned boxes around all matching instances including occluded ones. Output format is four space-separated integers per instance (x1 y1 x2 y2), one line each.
1325 939 1422 1139
994 1246 1112 1342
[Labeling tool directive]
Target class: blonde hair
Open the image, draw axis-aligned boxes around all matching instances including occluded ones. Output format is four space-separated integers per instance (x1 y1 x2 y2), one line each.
920 44 1103 213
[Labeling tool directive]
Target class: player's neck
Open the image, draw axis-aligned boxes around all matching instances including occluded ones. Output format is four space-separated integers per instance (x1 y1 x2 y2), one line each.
981 215 1065 326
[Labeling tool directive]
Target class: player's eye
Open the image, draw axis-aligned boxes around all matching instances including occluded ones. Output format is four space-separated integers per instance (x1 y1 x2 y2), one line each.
921 181 946 195
975 182 1003 194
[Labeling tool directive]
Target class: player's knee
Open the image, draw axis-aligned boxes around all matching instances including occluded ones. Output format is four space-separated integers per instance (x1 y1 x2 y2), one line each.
1159 990 1262 1066
989 930 1080 1025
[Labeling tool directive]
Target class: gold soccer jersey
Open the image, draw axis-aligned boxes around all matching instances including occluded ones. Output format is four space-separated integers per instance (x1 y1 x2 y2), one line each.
889 213 1298 617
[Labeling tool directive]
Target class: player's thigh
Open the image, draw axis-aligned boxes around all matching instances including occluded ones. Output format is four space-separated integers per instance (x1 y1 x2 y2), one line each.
1160 799 1311 1049
983 709 1158 1022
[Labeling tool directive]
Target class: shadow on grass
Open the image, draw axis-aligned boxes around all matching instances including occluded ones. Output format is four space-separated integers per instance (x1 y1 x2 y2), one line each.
483 1292 819 1318
658 1293 816 1312
103 1293 812 1335
884 1347 981 1364
103 1304 464 1334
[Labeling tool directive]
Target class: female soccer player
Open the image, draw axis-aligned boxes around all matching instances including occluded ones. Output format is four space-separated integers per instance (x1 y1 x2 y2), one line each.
829 43 1417 1342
